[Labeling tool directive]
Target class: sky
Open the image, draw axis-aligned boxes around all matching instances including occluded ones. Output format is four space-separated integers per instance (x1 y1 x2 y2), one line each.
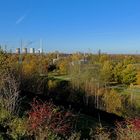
0 0 140 53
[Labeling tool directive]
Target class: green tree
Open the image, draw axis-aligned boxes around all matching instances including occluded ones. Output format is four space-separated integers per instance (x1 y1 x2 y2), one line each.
136 71 140 85
100 61 113 85
99 54 110 63
113 62 124 84
121 64 137 85
123 56 135 65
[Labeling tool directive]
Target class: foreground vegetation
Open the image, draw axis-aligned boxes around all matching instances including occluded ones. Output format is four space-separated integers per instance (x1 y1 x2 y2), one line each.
0 50 140 139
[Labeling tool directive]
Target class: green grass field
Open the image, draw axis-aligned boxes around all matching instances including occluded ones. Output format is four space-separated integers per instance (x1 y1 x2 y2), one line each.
121 87 140 107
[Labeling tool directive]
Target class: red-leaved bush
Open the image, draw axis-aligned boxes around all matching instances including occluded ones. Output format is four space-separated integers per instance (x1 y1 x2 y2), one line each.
130 118 140 131
27 98 75 137
116 118 140 140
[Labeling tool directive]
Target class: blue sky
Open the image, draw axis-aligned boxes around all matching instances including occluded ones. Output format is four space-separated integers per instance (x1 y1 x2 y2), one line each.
0 0 140 53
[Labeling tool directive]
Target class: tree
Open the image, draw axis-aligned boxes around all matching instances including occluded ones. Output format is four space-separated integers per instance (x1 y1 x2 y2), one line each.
123 56 135 65
99 54 110 63
57 58 70 75
0 51 21 115
103 89 122 115
114 62 137 85
121 64 137 85
100 61 113 85
71 53 82 62
113 62 124 84
0 50 9 72
136 71 140 85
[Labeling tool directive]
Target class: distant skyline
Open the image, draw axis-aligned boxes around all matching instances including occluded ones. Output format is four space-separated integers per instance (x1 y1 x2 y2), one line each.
0 0 140 54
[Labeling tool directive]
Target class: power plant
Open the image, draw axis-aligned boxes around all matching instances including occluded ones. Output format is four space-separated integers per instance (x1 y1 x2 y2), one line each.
2 39 44 54
22 48 27 54
30 48 35 54
16 48 20 54
15 48 41 54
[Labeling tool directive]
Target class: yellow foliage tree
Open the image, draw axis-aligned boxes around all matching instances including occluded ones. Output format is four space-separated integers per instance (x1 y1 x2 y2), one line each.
58 59 69 75
136 71 140 85
103 90 122 115
22 58 38 76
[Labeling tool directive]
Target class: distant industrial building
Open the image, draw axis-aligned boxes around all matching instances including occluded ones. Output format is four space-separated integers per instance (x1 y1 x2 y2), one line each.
15 47 44 54
30 48 35 54
22 48 27 54
35 48 43 54
16 48 20 54
38 48 43 53
35 49 40 54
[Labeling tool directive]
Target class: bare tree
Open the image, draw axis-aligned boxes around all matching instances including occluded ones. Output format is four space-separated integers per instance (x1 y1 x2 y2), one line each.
0 69 21 115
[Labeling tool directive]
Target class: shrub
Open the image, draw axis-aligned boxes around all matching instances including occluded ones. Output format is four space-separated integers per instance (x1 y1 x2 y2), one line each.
90 127 111 140
103 89 122 115
0 106 28 140
67 132 81 140
8 117 27 139
48 79 57 90
116 118 140 140
0 107 11 124
27 98 75 139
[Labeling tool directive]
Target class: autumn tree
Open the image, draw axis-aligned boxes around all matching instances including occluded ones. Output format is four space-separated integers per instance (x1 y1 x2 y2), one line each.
123 56 135 65
103 89 122 115
0 51 21 115
100 61 113 85
38 55 49 75
71 52 82 62
114 57 137 85
57 58 70 75
99 54 110 63
0 50 9 72
22 59 38 76
113 62 124 84
121 64 137 85
136 71 140 85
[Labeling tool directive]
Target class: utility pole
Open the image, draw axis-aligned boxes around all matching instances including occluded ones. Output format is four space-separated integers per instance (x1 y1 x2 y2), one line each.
19 40 23 64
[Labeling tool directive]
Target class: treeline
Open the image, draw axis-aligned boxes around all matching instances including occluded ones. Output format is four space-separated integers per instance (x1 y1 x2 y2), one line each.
0 51 140 115
1 51 140 116
68 54 139 116
0 50 140 139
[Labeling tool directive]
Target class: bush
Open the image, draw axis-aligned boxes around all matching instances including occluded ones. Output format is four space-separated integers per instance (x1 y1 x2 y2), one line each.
0 107 28 140
90 127 111 140
0 107 11 124
8 117 27 139
27 98 76 139
103 89 122 115
116 118 140 140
